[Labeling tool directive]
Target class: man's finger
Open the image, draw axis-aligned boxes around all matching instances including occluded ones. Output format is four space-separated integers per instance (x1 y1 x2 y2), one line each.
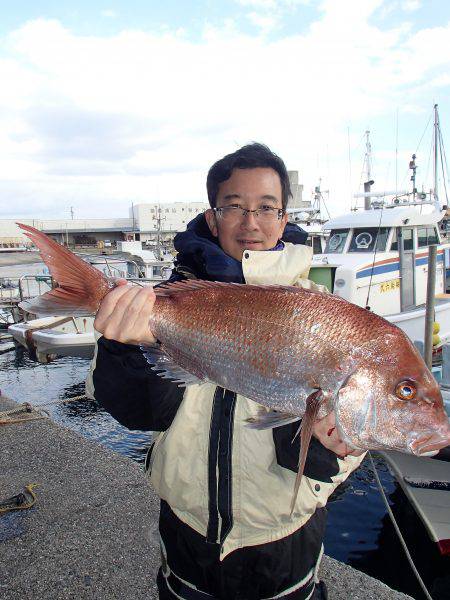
100 286 149 338
94 284 137 330
121 287 156 331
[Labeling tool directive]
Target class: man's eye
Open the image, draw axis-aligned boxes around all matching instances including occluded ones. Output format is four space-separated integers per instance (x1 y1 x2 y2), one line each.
260 205 275 212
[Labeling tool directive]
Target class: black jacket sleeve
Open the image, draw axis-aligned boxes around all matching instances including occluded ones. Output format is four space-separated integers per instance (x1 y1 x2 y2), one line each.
93 337 184 431
273 422 341 483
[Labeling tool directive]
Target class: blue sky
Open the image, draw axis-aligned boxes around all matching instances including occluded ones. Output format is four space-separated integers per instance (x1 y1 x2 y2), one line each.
0 0 449 219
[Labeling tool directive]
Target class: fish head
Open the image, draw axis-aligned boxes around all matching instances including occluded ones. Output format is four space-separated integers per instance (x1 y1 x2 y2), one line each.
334 332 450 456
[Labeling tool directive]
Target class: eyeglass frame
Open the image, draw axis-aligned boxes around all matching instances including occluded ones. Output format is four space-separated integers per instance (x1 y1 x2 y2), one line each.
212 205 285 221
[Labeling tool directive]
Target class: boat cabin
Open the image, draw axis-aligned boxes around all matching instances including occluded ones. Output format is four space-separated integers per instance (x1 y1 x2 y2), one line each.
310 206 447 317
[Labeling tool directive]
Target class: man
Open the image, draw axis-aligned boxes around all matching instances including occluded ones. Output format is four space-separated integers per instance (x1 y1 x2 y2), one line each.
91 143 364 599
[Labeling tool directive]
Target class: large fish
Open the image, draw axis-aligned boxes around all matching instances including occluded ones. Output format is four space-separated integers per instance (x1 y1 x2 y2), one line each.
17 223 450 511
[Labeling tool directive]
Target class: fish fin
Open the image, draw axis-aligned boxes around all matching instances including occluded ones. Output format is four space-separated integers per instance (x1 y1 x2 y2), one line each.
17 223 112 316
140 344 204 387
246 407 300 429
20 294 94 316
290 389 324 516
154 279 313 298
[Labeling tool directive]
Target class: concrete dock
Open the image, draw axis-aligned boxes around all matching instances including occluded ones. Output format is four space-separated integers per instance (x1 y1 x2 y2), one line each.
0 394 413 599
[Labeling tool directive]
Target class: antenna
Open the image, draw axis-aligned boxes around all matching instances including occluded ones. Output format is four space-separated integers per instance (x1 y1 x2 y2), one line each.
363 130 374 210
409 154 417 199
434 103 439 208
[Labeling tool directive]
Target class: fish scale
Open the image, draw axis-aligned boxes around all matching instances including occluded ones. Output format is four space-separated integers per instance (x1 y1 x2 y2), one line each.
150 284 386 414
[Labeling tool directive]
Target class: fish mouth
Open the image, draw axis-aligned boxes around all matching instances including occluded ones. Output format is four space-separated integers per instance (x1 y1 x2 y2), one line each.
409 432 450 456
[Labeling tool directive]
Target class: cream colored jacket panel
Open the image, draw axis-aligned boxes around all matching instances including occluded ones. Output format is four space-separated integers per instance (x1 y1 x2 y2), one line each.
242 242 328 292
149 242 363 559
149 386 364 559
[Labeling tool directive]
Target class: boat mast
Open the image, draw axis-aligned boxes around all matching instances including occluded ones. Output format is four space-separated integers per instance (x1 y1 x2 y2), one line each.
363 130 374 210
433 103 440 211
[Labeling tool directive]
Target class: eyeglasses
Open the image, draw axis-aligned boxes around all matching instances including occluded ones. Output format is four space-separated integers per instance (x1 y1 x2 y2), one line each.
213 205 285 223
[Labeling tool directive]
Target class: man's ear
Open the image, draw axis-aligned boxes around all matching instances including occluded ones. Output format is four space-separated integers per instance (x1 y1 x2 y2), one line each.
205 209 218 238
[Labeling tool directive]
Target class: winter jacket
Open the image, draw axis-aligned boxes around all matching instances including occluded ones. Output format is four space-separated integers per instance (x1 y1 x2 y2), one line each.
91 215 364 599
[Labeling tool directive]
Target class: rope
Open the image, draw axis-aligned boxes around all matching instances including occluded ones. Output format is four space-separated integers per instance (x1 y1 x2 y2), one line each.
364 206 385 310
0 484 38 514
0 395 88 425
369 452 434 600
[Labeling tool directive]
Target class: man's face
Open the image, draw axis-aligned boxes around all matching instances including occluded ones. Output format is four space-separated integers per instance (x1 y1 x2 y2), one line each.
205 167 288 261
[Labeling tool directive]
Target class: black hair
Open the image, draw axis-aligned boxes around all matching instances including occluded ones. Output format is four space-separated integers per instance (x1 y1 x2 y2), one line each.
206 142 292 210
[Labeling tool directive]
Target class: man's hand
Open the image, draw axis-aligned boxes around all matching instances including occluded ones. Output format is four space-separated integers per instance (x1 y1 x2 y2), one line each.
94 279 157 346
312 411 365 458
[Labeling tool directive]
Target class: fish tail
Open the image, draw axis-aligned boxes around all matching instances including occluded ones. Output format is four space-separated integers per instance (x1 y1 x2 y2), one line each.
290 389 323 516
17 223 113 316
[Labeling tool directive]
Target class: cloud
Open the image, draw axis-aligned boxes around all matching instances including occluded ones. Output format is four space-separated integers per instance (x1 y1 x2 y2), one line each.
236 0 311 32
0 3 449 220
401 0 421 12
100 9 118 18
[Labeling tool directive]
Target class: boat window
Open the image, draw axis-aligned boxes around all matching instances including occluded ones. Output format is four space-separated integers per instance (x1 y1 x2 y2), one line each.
348 227 389 253
390 229 398 251
402 228 414 251
313 236 322 254
325 229 349 253
418 226 439 247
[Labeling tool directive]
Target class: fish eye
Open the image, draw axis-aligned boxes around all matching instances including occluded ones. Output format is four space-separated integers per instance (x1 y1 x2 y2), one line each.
395 381 417 401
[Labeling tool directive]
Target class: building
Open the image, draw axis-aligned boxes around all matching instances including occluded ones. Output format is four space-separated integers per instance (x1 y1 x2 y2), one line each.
1 171 304 249
0 201 209 249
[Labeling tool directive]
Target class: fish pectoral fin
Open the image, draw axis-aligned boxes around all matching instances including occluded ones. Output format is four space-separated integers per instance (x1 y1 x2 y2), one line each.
290 389 324 516
140 344 205 387
246 407 300 430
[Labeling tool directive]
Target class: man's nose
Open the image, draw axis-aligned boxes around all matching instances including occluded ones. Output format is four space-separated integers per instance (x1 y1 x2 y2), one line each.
240 210 259 228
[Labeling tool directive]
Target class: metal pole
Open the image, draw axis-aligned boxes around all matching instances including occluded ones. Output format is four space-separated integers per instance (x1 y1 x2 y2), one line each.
424 245 437 369
433 104 438 206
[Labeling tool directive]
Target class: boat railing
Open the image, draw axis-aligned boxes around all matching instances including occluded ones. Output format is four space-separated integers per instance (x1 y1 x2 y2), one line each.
0 277 21 304
18 275 54 301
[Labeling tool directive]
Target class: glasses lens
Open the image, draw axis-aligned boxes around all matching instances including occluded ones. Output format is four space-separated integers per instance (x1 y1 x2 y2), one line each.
217 207 282 221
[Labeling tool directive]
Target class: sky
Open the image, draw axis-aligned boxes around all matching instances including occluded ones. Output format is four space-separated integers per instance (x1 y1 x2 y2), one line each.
0 0 449 220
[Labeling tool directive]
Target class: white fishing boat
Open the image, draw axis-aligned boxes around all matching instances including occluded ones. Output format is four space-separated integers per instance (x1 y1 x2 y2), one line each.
10 315 95 362
310 105 450 346
310 205 450 345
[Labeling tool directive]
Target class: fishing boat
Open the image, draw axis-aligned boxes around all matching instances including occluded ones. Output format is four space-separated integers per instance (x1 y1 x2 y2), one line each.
10 315 95 362
309 105 450 346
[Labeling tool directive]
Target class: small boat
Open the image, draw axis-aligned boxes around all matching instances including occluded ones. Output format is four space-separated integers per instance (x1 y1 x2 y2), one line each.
9 315 95 362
